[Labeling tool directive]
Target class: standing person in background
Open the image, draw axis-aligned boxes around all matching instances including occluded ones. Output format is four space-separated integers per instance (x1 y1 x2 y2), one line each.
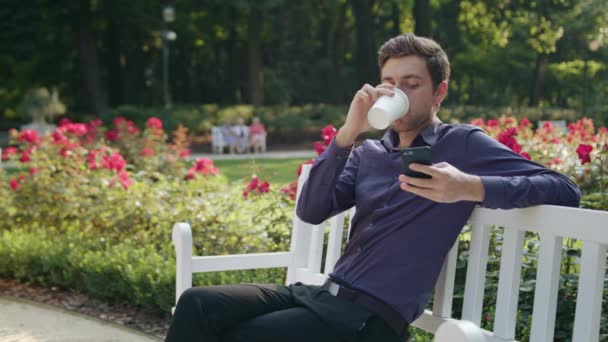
249 117 266 154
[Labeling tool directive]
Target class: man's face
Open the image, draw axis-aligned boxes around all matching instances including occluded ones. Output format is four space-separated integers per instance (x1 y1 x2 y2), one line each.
380 55 441 133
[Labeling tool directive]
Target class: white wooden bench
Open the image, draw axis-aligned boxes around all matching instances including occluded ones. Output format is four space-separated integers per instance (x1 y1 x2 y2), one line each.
211 126 267 154
211 126 227 154
172 164 608 341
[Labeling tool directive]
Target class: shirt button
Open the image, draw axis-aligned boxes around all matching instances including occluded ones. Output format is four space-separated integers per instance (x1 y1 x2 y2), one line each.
356 246 362 253
393 175 399 181
384 202 390 208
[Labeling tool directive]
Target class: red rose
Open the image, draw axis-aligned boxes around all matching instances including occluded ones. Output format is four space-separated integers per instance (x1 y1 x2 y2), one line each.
486 119 499 127
179 149 191 158
9 178 19 191
113 117 127 126
146 117 163 130
105 130 119 141
313 141 326 155
259 181 270 193
118 171 131 189
17 130 41 145
20 149 31 163
321 125 337 145
140 148 154 157
1 147 18 160
470 118 484 127
280 181 298 201
576 144 593 165
102 152 127 172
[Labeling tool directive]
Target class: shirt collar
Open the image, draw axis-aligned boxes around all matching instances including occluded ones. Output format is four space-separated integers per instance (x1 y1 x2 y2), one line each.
381 117 443 151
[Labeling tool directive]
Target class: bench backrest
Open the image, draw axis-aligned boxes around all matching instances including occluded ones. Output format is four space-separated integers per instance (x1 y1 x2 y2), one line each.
288 164 608 341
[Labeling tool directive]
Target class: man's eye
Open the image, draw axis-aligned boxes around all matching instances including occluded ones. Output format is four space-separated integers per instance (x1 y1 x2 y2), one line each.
409 84 419 88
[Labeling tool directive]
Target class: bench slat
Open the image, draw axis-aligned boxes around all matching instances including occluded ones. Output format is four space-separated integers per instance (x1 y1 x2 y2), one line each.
530 234 562 342
307 224 325 273
462 223 491 326
191 252 291 273
433 239 459 318
324 213 345 274
294 268 327 285
572 241 607 342
286 167 315 284
494 228 525 339
173 222 193 306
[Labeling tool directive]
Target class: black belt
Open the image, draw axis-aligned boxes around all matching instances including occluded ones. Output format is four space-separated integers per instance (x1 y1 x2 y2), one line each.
321 278 408 338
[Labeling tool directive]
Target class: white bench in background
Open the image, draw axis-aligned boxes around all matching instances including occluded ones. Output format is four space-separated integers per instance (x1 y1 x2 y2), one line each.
173 164 608 341
211 126 267 154
211 126 227 154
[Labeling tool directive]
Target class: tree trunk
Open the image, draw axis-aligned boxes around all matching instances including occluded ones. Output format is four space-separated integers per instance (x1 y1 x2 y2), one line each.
413 0 431 37
392 1 401 36
226 11 240 103
353 0 377 85
328 0 348 104
78 3 107 114
248 5 264 106
529 53 549 106
103 0 124 107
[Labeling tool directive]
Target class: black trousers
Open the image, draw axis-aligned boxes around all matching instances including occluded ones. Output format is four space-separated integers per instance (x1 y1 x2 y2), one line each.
165 283 407 342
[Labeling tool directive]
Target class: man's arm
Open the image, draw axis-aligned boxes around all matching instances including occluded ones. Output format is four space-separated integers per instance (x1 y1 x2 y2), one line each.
296 138 359 225
398 127 580 208
466 128 580 209
298 82 397 224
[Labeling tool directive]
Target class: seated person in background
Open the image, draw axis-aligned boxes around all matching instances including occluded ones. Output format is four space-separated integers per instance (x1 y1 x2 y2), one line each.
231 118 249 154
249 117 266 153
220 119 236 153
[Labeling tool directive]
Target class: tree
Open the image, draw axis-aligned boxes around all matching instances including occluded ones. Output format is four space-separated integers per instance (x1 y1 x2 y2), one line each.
353 0 377 86
413 0 431 37
77 1 108 114
248 5 264 106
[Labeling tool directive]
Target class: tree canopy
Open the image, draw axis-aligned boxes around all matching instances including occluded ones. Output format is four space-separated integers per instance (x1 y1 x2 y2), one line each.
0 0 606 123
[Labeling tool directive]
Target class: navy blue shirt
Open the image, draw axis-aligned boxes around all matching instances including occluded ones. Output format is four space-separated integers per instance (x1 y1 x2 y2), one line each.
296 120 580 324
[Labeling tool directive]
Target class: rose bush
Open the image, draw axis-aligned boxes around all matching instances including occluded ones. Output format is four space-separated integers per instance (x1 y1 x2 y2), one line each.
0 117 294 313
470 116 608 210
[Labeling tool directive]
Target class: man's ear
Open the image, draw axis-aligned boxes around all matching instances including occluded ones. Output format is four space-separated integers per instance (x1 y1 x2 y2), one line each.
435 80 448 106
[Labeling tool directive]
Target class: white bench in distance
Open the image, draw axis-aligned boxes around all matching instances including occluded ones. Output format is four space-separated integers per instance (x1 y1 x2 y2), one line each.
173 164 608 341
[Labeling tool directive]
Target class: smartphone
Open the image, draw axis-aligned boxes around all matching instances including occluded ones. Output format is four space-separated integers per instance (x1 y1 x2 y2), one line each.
401 146 432 178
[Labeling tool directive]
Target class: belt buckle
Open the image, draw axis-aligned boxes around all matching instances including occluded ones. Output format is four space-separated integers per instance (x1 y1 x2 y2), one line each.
327 281 340 296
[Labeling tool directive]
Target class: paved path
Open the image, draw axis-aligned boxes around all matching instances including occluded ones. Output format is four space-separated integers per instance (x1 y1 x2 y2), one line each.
190 149 315 161
0 297 161 342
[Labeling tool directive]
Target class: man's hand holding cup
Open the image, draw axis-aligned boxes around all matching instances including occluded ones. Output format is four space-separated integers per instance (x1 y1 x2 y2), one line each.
336 83 410 148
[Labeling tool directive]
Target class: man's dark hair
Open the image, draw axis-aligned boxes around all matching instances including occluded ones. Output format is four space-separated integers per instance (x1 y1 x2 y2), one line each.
378 33 450 91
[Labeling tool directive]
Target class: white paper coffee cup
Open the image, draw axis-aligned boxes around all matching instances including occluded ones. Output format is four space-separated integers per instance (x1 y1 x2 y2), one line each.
367 88 409 130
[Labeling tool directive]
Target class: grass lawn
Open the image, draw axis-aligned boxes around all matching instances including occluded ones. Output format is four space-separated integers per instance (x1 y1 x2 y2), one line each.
213 158 309 184
1 158 309 185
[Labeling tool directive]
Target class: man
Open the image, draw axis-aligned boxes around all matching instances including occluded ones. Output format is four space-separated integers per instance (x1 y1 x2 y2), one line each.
166 33 580 342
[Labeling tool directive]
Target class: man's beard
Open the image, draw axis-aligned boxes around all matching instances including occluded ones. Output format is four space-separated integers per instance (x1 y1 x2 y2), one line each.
393 108 433 133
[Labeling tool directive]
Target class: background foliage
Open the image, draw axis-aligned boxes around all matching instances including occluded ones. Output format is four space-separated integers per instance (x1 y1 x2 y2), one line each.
0 0 607 131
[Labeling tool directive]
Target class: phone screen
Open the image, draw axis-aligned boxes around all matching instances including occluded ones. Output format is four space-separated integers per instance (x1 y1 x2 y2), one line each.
400 146 432 178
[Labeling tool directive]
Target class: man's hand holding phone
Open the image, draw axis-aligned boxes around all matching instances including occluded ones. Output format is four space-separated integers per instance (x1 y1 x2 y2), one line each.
399 147 485 203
